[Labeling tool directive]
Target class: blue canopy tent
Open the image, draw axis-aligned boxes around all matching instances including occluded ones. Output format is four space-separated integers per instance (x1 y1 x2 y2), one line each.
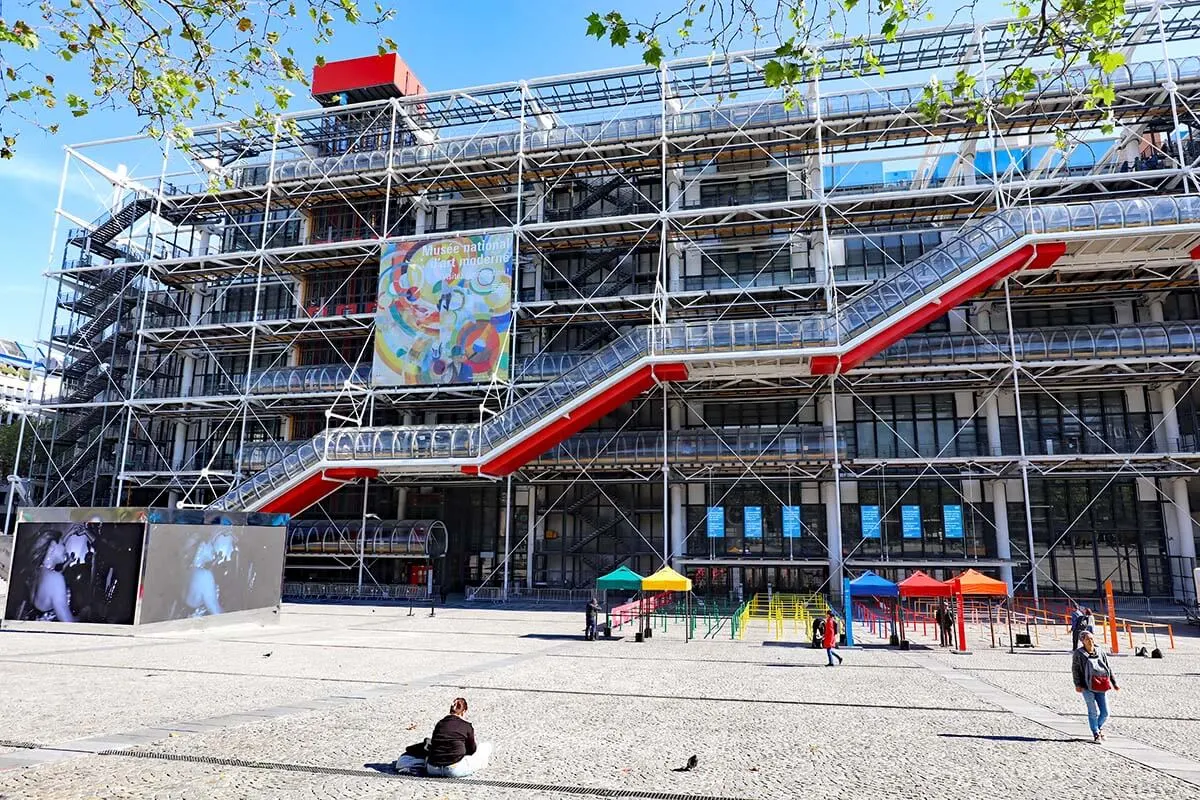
845 571 900 646
848 571 899 597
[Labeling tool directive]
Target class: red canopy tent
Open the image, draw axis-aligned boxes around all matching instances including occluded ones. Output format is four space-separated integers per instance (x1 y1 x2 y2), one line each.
894 571 954 646
954 568 1009 597
898 571 953 598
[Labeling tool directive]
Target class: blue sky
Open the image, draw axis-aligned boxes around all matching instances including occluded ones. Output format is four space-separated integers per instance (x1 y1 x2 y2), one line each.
0 1 677 346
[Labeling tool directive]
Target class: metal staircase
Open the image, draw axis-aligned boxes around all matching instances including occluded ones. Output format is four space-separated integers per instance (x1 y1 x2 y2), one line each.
208 196 1200 514
42 450 99 506
592 257 637 296
54 405 108 447
61 329 131 381
547 173 646 221
566 488 636 552
59 267 131 315
56 301 124 348
51 190 163 491
60 366 127 405
572 248 623 284
65 193 183 261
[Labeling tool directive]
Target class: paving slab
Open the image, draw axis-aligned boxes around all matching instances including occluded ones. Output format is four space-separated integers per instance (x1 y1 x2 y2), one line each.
0 604 1197 799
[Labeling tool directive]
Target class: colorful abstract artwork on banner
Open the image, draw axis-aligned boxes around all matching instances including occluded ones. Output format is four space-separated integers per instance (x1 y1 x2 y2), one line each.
373 233 514 386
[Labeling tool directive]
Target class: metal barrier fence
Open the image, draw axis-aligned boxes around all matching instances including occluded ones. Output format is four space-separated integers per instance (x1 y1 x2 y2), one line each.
464 586 597 605
282 582 430 601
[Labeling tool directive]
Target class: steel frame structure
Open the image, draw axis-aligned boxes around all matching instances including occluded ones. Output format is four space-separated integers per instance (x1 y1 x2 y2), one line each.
18 1 1200 601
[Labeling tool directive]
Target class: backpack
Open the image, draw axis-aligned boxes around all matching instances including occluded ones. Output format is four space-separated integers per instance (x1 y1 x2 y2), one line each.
404 737 430 759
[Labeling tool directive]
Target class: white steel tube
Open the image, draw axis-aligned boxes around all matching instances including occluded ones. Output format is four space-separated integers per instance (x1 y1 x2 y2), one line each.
1003 278 1039 605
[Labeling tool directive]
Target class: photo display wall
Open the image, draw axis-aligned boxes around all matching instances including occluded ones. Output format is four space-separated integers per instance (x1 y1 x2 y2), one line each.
4 517 144 625
138 523 288 625
3 508 288 629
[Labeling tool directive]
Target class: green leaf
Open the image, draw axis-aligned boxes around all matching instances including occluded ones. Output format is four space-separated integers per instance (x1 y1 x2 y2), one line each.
585 12 606 39
609 23 630 47
763 60 785 87
1095 51 1125 73
643 39 664 67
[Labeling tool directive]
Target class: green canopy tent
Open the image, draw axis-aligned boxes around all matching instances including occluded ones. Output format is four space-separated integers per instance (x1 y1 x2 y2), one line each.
595 565 645 636
596 564 645 591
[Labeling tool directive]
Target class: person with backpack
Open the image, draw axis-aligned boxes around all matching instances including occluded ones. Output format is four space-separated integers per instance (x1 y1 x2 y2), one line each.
1072 629 1119 743
811 614 825 649
1068 604 1084 649
822 609 842 666
1071 606 1095 651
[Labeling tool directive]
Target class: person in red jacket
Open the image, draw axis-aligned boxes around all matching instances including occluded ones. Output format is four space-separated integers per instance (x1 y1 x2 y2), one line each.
823 609 843 666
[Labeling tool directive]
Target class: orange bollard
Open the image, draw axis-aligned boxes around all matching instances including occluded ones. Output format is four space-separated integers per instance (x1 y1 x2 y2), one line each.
1168 625 1175 650
1104 580 1119 655
954 585 968 652
1126 622 1133 650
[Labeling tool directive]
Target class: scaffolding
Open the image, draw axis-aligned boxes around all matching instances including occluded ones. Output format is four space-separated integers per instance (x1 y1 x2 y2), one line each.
19 0 1200 599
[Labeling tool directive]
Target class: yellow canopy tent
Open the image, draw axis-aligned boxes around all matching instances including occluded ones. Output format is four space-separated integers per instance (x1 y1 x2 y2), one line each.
641 566 693 592
637 566 694 642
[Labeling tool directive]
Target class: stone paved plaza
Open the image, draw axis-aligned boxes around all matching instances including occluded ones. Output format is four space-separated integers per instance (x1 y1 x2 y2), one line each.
0 602 1197 799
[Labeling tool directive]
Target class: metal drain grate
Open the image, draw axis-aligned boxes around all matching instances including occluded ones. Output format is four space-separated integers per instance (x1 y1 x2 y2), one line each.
0 740 42 750
97 749 750 800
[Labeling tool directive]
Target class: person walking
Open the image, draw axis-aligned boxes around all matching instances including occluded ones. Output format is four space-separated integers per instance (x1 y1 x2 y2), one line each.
822 610 843 666
935 599 954 648
1069 604 1084 651
1071 606 1095 652
425 697 494 777
1072 630 1119 743
811 614 825 649
584 597 600 641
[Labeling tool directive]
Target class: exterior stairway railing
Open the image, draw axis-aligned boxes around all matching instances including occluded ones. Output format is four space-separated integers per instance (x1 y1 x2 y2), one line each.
210 196 1200 511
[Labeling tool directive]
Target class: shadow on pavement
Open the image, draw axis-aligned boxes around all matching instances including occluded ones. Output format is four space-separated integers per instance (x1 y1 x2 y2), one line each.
938 733 1078 744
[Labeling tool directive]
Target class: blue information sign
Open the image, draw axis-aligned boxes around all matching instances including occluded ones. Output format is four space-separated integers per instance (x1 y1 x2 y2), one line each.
943 504 964 539
901 505 923 539
706 506 725 538
744 506 762 539
782 506 802 539
860 505 881 539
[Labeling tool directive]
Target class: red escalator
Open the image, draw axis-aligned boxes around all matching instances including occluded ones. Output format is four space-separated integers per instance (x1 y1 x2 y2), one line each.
462 363 689 477
810 242 1066 375
259 467 378 515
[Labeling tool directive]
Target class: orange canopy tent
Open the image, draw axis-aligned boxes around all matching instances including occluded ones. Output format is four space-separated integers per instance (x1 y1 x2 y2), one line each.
954 568 1009 597
898 570 953 598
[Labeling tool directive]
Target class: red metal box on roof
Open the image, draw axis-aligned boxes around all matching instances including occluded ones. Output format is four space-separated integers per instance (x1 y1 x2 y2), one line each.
311 53 426 105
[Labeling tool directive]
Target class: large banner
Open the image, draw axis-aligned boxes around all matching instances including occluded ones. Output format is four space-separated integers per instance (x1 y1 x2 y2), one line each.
373 233 514 386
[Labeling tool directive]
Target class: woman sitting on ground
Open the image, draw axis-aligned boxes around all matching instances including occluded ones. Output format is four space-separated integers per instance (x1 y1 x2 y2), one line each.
425 697 493 778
